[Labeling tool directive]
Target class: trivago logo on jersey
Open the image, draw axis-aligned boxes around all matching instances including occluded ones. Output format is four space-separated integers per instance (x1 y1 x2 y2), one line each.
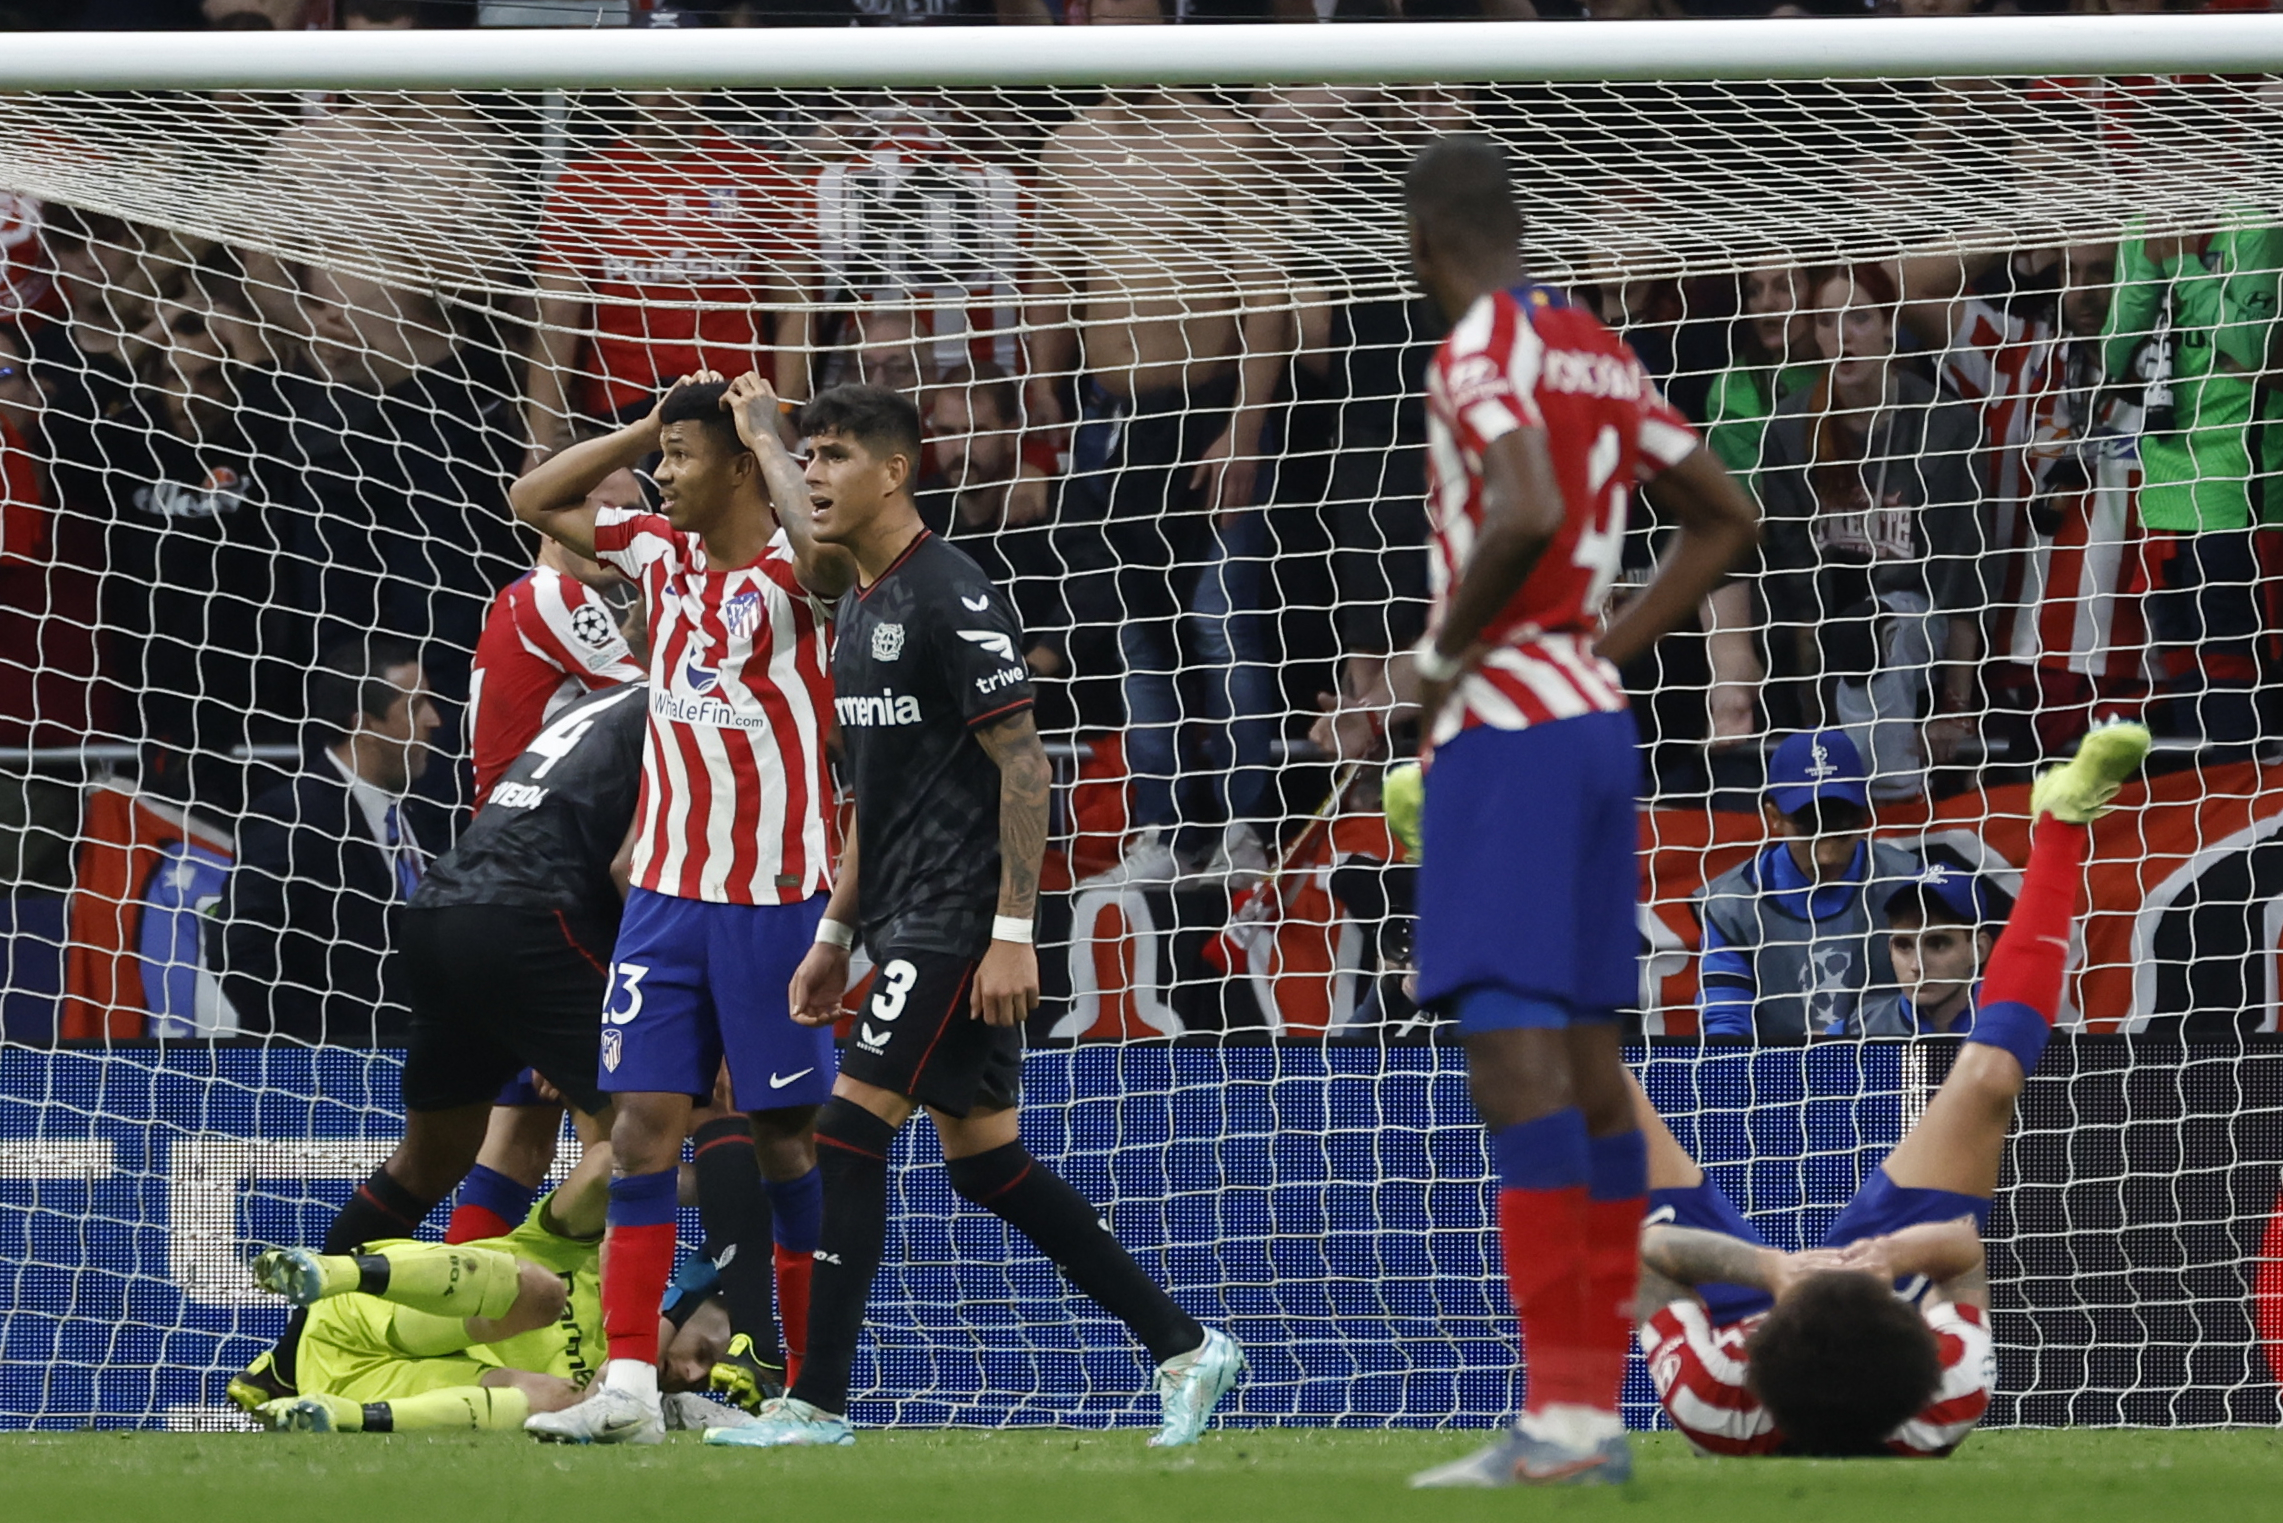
836 689 923 727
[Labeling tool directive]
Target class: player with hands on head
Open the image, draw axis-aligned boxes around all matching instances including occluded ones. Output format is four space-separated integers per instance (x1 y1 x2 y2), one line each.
1398 135 1760 1488
1633 721 2150 1459
505 373 855 1446
705 384 1243 1452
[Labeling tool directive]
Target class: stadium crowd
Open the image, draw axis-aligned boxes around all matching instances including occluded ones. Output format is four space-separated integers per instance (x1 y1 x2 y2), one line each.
0 0 2277 1049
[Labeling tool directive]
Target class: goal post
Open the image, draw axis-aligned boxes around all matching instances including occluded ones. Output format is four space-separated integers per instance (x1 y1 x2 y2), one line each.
2 20 2283 1433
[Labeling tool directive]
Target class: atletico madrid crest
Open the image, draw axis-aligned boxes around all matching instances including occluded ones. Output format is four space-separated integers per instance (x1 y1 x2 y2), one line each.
600 1028 622 1073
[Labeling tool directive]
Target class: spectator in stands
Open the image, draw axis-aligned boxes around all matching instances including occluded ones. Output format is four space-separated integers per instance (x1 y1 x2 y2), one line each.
1760 263 1984 801
1879 859 2003 1038
106 278 295 800
1031 86 1290 887
274 263 524 709
1937 243 2151 758
527 91 812 463
209 638 443 1047
818 302 929 398
2101 215 2283 750
1706 263 1825 498
922 361 1110 729
1697 730 1922 1041
1254 86 1435 767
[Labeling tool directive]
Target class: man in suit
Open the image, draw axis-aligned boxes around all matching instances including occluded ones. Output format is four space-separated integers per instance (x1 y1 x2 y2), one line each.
210 638 443 1046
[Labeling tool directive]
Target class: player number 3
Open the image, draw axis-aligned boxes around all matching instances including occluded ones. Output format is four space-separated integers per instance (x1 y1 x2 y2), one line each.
870 959 918 1021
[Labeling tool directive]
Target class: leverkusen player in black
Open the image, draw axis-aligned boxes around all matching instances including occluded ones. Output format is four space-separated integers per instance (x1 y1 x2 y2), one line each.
700 379 1245 1452
228 681 645 1412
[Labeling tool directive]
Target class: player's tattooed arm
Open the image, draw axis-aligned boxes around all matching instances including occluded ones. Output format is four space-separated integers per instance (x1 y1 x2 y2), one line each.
509 371 712 560
1831 1219 1988 1305
723 371 859 600
972 707 1049 1027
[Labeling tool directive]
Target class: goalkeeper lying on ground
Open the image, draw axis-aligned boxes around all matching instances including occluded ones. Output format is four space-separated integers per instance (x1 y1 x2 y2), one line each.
1627 721 2147 1459
246 1143 739 1433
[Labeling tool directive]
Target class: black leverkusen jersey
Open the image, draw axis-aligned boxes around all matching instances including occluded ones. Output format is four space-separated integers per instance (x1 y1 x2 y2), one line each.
415 683 646 927
833 531 1033 956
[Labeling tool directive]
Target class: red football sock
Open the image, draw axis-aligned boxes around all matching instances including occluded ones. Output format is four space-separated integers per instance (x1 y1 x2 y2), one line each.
600 1221 678 1366
1581 1193 1646 1413
1498 1186 1595 1414
775 1243 811 1386
443 1203 515 1245
1981 819 2088 1021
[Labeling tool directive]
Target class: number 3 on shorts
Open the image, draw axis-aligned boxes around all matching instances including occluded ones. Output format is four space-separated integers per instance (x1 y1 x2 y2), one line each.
605 962 647 1025
870 959 917 1021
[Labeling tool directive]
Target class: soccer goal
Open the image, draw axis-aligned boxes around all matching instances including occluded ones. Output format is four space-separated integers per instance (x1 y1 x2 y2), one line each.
2 17 2283 1432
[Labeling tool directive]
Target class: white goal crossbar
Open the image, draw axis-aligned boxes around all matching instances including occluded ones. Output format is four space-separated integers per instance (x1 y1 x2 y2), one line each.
4 15 2283 91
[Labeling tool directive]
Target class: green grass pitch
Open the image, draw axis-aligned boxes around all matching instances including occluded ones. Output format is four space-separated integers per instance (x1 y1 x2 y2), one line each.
5 1428 2278 1522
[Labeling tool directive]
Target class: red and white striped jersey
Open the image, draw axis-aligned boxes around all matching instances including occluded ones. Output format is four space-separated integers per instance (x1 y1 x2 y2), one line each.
592 506 834 905
1642 1295 1992 1458
1423 284 1697 745
1949 305 2149 683
468 568 643 812
1944 299 2061 666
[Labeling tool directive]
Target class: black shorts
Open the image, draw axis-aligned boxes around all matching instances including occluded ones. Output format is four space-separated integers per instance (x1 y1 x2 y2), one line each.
837 948 1022 1118
399 904 612 1117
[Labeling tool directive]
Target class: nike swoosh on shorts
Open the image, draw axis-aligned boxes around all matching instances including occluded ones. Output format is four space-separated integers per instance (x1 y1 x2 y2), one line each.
769 1068 816 1089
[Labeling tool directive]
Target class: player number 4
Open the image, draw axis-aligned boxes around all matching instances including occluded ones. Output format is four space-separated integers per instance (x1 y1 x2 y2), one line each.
524 712 597 781
1573 423 1626 612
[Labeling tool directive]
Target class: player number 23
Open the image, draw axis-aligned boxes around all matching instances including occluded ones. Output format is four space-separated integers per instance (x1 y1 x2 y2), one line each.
870 959 918 1021
605 962 648 1025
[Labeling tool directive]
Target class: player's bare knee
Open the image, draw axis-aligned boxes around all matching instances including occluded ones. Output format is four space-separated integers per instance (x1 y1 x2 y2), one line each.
1462 1029 1572 1128
609 1093 688 1174
481 1367 581 1413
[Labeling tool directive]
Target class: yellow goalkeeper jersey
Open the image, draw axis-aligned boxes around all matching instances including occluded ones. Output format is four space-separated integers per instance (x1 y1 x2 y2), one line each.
294 1198 603 1404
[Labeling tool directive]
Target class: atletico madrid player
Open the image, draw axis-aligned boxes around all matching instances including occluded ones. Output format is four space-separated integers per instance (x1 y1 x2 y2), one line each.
1398 136 1759 1486
507 373 856 1445
1634 724 2150 1459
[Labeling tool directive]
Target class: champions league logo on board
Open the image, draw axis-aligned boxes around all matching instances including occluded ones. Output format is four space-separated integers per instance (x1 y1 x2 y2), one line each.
872 622 905 661
723 590 761 642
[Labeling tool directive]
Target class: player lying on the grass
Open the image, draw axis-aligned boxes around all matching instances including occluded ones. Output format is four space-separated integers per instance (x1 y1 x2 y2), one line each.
705 381 1243 1451
1634 722 2146 1457
245 1142 737 1433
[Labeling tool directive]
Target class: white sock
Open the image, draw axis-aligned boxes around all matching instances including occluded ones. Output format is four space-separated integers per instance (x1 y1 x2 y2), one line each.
602 1358 658 1400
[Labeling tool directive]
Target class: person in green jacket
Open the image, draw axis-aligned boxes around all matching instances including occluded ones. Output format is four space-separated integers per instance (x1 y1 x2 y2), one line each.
2101 212 2283 745
1706 263 1827 494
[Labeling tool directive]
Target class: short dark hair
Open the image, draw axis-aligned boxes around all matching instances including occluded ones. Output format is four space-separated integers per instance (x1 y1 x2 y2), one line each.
799 384 923 474
656 379 743 457
1746 1272 1944 1456
934 362 1020 430
1403 134 1523 264
311 637 422 734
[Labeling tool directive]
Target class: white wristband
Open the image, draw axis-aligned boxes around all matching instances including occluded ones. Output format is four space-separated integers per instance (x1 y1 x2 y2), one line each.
814 918 856 950
1412 637 1463 685
992 915 1034 945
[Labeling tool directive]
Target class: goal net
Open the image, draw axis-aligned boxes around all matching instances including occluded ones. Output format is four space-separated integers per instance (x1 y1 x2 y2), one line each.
3 19 2283 1432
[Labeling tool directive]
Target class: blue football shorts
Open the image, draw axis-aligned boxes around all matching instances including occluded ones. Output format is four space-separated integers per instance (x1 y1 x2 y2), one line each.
597 887 836 1110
